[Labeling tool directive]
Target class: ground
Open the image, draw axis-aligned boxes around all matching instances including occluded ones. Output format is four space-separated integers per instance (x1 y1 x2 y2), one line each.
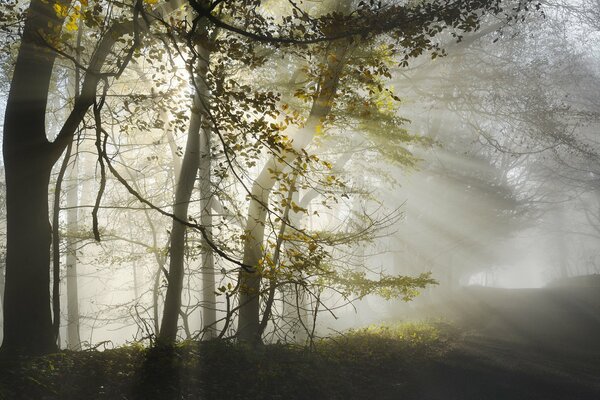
1 283 599 399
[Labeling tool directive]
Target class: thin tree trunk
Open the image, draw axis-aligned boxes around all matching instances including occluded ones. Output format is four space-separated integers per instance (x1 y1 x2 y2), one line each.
159 34 210 345
66 156 81 350
237 41 349 343
0 262 4 309
65 4 85 352
51 142 72 347
281 150 353 342
131 241 140 300
258 173 298 337
199 111 217 339
158 108 200 344
554 206 569 279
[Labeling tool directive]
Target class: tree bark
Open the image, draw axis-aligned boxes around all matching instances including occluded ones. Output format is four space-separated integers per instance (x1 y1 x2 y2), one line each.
1 0 69 356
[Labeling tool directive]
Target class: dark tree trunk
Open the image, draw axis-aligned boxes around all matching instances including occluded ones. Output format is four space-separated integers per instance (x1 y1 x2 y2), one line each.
1 0 67 356
3 163 56 355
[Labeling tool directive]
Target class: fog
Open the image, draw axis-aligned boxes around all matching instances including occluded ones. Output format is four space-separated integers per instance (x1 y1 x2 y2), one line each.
1 0 600 398
1 0 600 345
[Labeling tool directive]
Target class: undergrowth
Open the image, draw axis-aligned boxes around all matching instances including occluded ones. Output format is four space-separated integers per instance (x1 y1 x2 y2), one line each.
0 322 452 400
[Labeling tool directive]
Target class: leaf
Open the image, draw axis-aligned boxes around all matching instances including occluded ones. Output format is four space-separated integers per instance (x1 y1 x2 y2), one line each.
53 3 68 18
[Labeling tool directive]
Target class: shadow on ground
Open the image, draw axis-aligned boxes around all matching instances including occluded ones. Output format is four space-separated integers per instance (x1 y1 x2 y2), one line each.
1 278 599 399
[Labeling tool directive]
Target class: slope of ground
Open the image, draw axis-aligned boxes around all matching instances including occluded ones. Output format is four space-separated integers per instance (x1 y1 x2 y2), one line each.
0 281 599 399
421 282 600 354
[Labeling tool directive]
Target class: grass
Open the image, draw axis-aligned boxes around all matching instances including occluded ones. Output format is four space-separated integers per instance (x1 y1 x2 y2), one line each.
0 322 450 400
1 320 598 399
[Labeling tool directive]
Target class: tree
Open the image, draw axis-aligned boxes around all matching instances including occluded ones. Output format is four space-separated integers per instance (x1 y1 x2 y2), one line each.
159 15 212 344
2 0 71 356
1 0 531 355
1 0 184 356
233 0 534 343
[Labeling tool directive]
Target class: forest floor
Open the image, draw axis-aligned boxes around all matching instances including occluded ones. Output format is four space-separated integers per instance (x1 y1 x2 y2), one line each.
1 284 599 399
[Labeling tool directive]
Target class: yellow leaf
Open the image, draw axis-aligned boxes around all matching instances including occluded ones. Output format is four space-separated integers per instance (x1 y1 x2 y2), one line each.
53 3 68 18
65 20 78 31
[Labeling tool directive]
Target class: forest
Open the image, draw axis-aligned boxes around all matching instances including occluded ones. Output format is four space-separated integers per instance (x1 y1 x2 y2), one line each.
0 0 599 399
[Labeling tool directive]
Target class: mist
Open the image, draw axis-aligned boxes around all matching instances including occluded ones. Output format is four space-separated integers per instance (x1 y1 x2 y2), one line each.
0 0 599 399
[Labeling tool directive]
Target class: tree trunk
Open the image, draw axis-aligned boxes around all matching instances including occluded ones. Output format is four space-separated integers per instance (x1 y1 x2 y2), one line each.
553 206 569 279
3 164 57 355
237 41 349 343
66 157 81 350
199 114 217 339
158 107 200 344
1 0 68 356
282 150 352 342
158 36 210 345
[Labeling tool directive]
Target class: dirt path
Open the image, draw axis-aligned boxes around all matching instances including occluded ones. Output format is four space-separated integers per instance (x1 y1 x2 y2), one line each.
389 283 600 399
